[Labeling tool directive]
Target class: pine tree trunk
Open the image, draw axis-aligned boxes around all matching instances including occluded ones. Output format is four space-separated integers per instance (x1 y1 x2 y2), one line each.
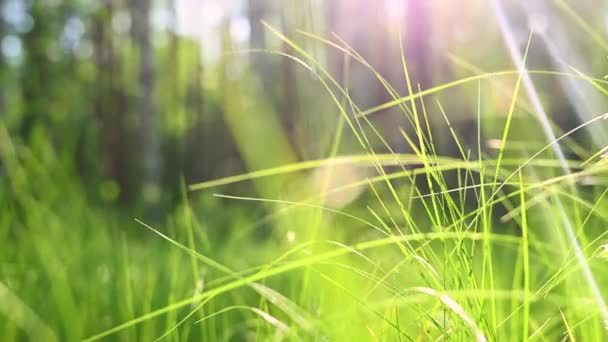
130 0 161 205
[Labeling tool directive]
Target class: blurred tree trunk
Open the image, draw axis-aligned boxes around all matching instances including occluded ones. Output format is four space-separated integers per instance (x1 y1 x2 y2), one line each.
93 1 132 202
248 0 272 91
164 0 184 184
20 1 53 139
325 0 402 151
404 0 432 89
324 0 440 154
185 53 207 180
280 11 300 157
0 0 5 119
402 0 432 153
130 0 161 205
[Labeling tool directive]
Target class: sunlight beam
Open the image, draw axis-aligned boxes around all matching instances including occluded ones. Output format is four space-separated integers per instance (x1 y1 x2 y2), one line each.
491 0 608 327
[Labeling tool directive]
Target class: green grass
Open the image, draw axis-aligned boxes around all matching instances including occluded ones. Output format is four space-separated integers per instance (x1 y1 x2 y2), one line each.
2 24 608 342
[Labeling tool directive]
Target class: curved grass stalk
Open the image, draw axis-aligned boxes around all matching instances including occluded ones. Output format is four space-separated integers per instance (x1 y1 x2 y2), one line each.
83 231 523 341
194 305 289 333
413 287 487 342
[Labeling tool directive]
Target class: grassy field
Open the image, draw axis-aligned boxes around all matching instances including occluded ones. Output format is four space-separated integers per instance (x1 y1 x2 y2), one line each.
3 12 608 342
